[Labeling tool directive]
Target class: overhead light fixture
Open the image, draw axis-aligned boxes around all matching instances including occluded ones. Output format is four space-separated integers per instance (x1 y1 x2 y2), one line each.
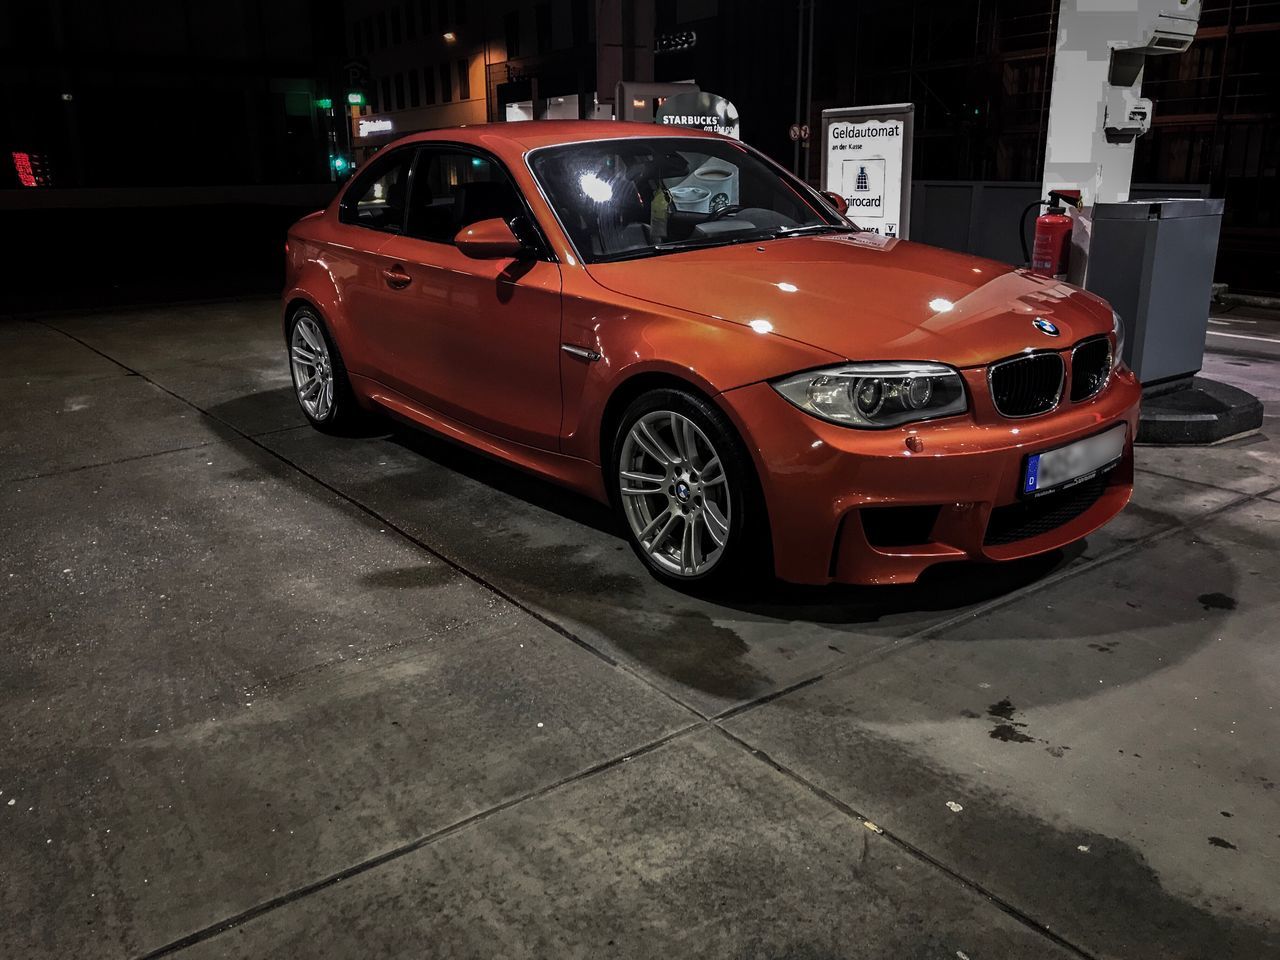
442 31 456 42
578 173 613 203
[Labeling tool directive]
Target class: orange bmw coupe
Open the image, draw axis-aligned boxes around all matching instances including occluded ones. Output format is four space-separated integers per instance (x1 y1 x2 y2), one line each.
284 121 1139 588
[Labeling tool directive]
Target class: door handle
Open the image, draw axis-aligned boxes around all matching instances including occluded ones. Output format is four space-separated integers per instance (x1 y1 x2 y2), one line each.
382 265 412 289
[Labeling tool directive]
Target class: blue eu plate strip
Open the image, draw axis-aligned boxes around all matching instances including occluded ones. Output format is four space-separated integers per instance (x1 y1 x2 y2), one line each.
1024 454 1041 494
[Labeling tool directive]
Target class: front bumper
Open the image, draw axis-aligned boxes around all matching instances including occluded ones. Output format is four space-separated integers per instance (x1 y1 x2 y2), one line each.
718 366 1141 585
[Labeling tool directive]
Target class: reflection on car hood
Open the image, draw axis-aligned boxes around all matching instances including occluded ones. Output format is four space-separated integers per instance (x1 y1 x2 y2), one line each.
585 233 1114 368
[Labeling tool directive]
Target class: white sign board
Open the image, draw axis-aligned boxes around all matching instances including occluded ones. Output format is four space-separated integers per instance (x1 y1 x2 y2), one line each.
357 117 394 138
821 104 914 239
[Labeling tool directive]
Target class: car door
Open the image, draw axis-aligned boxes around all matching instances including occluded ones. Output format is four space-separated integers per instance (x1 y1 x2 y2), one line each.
369 145 564 452
329 146 417 380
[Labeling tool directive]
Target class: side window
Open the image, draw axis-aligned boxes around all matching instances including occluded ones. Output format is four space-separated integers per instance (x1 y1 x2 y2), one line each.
339 150 414 233
405 149 525 244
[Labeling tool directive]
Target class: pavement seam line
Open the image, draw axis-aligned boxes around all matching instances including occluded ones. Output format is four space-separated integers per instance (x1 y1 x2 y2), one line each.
1134 462 1275 497
230 611 508 702
7 438 220 484
247 423 311 439
710 725 1099 960
38 318 708 726
129 723 702 958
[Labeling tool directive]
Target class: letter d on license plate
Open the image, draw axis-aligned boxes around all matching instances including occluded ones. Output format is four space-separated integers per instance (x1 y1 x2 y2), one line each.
1023 424 1126 497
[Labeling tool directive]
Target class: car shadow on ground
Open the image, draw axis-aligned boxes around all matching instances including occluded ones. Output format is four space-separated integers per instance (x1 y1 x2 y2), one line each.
318 402 1088 622
207 389 1224 706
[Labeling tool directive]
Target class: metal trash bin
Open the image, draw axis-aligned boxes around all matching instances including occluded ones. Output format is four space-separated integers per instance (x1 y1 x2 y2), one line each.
1077 198 1224 387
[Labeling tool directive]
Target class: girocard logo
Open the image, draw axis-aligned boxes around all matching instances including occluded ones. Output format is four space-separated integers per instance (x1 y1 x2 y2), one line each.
842 158 885 214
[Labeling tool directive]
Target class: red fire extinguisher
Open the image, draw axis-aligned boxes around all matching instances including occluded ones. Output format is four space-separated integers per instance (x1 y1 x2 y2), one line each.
1032 205 1072 279
1022 189 1082 280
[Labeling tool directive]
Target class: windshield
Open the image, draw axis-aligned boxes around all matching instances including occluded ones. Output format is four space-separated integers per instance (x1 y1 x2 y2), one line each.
529 137 850 263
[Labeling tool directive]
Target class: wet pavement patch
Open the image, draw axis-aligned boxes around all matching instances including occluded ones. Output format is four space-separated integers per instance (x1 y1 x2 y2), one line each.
724 701 1280 959
990 722 1037 744
985 698 1040 744
987 697 1018 720
1197 591 1238 610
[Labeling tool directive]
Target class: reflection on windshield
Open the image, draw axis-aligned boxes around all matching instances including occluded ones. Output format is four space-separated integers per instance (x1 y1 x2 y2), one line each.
530 138 850 263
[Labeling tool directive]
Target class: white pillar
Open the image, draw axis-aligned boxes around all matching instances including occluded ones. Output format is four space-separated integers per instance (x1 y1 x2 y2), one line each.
1041 0 1201 206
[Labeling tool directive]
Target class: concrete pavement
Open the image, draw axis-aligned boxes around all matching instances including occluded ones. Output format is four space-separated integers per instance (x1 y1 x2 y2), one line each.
2 300 1277 958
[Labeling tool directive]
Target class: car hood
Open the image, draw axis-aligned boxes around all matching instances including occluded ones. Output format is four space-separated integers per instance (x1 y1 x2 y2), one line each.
585 233 1113 369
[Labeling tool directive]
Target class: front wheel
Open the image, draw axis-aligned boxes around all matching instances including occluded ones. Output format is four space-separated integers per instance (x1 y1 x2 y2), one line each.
611 389 766 589
287 307 363 434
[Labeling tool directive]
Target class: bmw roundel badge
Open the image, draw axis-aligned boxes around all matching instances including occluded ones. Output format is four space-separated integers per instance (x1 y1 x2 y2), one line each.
1032 317 1060 337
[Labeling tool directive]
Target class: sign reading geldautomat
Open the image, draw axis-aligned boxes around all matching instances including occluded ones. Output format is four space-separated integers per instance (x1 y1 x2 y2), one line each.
821 103 914 239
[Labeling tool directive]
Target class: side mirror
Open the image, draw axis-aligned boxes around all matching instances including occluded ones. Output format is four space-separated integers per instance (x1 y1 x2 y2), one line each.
455 217 525 260
819 190 849 216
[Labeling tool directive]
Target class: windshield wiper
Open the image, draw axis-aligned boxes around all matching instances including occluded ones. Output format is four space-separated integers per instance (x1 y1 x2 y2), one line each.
773 224 858 237
591 225 853 264
652 235 756 253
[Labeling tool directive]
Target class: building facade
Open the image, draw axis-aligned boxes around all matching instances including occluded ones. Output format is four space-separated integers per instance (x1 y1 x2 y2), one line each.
342 0 603 163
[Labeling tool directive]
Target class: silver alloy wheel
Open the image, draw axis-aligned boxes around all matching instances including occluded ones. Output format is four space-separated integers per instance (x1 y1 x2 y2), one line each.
290 316 334 421
619 410 731 577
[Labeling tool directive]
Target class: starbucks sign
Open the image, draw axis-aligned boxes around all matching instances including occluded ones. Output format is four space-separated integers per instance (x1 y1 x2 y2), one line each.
655 92 740 140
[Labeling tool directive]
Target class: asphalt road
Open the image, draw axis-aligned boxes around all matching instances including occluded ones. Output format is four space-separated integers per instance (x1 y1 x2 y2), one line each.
2 300 1277 958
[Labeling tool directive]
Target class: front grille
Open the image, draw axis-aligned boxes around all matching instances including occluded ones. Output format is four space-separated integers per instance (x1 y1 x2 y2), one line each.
984 474 1108 546
989 353 1064 418
1070 337 1112 402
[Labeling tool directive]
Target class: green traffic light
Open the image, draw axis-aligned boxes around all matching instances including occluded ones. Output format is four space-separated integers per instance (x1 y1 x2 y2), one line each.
346 92 366 106
315 97 333 109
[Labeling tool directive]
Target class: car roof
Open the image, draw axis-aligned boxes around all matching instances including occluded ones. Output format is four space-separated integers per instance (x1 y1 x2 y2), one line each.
390 120 724 153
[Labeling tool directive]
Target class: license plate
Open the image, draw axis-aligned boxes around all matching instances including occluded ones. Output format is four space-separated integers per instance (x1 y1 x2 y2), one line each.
1022 424 1126 498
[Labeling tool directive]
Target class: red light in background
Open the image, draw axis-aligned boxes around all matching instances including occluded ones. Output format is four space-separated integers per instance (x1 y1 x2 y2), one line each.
12 151 37 187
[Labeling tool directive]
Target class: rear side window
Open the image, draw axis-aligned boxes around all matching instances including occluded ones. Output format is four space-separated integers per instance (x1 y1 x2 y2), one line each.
405 149 525 244
339 149 415 233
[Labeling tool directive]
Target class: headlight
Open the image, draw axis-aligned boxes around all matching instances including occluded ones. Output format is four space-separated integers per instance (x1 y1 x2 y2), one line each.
1111 309 1126 370
772 361 968 428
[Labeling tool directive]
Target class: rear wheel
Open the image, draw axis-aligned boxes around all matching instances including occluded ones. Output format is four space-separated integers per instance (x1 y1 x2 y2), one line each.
611 388 766 589
287 307 363 434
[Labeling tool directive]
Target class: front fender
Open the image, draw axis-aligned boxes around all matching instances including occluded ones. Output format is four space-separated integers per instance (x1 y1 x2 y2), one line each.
281 238 349 348
559 288 840 464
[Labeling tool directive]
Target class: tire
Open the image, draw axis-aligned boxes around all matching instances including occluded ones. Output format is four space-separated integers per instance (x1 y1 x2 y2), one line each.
286 307 365 435
610 387 769 590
